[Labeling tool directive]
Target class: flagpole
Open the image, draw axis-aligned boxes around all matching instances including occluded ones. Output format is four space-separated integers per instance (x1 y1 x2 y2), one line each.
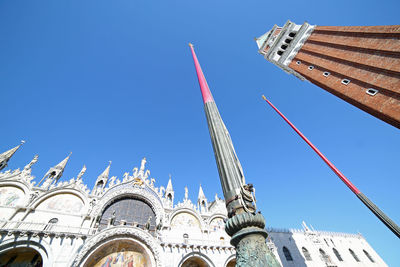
262 95 400 239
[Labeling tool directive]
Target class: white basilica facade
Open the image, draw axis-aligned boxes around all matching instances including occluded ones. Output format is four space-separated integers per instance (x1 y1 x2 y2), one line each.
0 144 388 267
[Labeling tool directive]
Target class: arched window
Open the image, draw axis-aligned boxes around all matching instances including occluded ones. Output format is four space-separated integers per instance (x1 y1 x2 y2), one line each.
363 250 375 263
183 233 189 244
302 247 312 261
333 248 343 261
99 197 156 233
283 246 293 261
43 218 58 231
319 249 332 264
349 249 360 262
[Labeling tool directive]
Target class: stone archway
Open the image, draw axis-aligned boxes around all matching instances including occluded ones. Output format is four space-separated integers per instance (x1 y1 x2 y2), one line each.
0 238 52 266
181 256 209 267
0 247 43 266
84 240 150 267
178 252 215 267
70 226 162 267
225 258 236 267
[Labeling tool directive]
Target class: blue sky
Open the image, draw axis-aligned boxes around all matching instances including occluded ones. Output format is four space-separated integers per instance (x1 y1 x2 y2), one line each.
1 0 399 265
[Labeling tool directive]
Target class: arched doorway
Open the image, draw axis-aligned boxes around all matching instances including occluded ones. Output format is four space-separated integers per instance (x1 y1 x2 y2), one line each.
181 256 209 267
83 240 153 267
226 258 236 267
0 247 42 266
179 252 215 267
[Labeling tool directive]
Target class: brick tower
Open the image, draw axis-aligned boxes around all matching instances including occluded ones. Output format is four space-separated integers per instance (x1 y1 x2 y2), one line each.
256 21 400 129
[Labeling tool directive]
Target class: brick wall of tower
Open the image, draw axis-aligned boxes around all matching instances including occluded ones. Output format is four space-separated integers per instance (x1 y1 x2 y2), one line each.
288 25 400 128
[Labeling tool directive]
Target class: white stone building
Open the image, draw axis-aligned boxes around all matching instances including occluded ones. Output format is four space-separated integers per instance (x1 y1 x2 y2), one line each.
0 144 387 266
267 222 387 267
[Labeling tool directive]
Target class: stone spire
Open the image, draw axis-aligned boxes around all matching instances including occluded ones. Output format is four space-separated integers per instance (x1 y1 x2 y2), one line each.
189 44 281 266
166 175 173 192
0 141 25 171
198 184 208 213
39 152 71 187
93 161 111 195
165 175 174 207
198 184 206 201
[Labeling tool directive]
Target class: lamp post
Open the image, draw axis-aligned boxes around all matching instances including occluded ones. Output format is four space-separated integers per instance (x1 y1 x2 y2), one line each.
189 44 281 267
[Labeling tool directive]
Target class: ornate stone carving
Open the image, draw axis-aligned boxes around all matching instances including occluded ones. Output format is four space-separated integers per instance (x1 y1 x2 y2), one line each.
70 226 163 267
28 191 40 204
22 155 38 176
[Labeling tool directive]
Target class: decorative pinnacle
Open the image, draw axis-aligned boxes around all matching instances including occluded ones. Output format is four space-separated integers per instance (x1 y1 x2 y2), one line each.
188 43 193 47
58 152 72 169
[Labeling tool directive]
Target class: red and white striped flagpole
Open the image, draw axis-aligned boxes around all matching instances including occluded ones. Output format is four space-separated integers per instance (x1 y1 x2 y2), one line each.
262 95 400 239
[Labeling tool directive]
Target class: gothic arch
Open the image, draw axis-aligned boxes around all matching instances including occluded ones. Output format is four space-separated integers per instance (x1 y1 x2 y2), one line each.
0 237 53 266
70 226 162 267
91 185 165 225
178 251 215 267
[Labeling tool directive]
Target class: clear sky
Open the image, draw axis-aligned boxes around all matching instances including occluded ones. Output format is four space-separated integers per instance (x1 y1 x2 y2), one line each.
1 0 399 265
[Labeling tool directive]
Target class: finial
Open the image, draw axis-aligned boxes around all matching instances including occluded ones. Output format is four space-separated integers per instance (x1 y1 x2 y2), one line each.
184 186 189 200
188 43 193 47
262 95 267 101
77 164 87 180
109 160 112 165
21 140 26 144
140 157 147 171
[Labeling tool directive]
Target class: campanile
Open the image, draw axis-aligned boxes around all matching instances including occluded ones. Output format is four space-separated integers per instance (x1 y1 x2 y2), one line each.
256 21 400 129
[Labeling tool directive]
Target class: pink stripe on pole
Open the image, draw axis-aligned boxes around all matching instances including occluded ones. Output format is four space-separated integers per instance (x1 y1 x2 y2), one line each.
262 96 361 195
189 43 214 103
